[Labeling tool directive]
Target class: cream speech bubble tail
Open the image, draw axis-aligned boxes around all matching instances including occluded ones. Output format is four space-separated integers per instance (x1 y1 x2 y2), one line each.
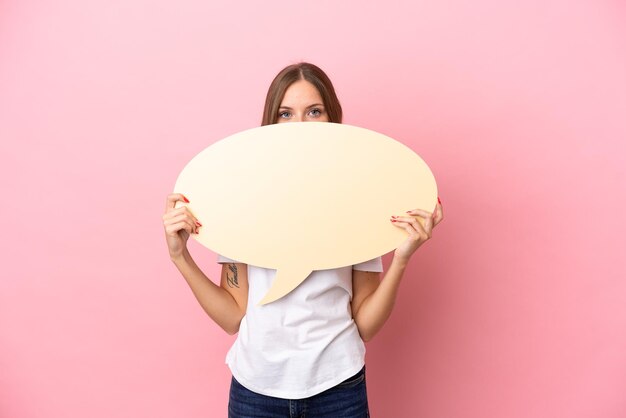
257 266 314 306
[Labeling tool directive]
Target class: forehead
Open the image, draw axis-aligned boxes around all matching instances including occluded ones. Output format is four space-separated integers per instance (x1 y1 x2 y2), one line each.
280 80 323 106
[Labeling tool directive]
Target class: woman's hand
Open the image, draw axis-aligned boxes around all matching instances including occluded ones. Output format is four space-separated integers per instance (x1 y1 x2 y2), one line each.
390 197 444 262
163 193 202 259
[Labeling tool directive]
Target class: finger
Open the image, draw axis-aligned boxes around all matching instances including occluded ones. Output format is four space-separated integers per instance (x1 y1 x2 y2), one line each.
432 203 444 226
165 193 190 211
165 220 197 235
163 212 196 225
437 203 444 222
432 208 441 225
163 205 201 226
401 211 434 232
164 214 197 234
164 213 199 234
164 214 201 236
165 221 194 235
393 215 431 230
392 215 431 237
390 218 421 238
434 196 443 218
405 208 433 219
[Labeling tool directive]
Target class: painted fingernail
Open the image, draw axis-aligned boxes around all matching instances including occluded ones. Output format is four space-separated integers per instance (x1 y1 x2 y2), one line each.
438 196 441 204
391 215 398 219
390 219 397 222
183 195 190 203
196 221 202 226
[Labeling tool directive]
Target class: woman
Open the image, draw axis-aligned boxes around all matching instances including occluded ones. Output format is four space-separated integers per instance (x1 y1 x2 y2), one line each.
163 62 443 417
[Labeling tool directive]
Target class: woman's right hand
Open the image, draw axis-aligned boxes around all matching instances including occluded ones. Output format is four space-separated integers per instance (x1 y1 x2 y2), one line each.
163 193 202 259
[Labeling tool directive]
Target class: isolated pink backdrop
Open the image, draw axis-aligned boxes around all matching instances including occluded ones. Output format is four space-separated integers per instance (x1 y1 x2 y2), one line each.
1 1 625 417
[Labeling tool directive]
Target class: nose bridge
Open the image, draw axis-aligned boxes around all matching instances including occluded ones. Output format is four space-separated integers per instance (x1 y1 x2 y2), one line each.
294 112 304 122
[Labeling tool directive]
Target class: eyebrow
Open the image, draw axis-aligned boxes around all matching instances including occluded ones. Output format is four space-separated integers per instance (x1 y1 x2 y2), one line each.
278 103 325 110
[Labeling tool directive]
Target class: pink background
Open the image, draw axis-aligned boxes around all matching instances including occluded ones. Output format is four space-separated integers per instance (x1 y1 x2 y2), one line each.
1 1 625 417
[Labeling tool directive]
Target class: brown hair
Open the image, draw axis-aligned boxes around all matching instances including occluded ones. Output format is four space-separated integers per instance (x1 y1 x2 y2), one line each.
261 62 343 126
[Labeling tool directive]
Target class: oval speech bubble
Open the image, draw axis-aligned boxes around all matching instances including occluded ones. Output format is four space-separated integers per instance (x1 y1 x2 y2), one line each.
173 122 437 305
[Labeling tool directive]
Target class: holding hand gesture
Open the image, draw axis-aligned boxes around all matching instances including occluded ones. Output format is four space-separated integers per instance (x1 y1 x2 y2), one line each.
162 193 202 259
391 197 444 262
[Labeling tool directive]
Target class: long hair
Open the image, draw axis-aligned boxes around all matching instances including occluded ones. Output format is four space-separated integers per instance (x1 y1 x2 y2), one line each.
261 62 343 126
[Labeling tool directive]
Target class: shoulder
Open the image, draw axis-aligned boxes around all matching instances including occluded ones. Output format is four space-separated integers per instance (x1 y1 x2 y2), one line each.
352 256 383 272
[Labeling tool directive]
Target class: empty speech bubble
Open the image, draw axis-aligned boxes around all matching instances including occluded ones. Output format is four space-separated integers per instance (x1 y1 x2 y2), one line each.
173 122 437 305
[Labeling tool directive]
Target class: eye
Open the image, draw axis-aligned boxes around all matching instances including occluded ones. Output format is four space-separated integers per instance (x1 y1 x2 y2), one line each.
308 108 323 117
278 111 292 119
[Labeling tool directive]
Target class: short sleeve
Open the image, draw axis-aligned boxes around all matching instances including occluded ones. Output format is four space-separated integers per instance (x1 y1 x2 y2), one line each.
216 254 240 264
352 256 383 272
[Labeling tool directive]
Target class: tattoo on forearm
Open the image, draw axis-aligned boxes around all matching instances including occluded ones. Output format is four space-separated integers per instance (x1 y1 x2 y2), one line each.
227 263 239 288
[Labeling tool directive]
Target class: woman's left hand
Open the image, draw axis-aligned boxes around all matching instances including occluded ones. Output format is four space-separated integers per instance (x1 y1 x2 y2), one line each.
391 197 444 262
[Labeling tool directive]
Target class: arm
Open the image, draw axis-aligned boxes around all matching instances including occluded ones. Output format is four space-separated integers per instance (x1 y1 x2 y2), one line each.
351 257 408 342
171 249 248 335
163 193 248 335
351 199 444 342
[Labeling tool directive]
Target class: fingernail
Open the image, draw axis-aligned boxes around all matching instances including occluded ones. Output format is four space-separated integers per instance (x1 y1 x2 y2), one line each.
183 195 190 203
391 219 397 222
406 210 412 213
438 196 441 204
196 221 202 226
391 215 397 219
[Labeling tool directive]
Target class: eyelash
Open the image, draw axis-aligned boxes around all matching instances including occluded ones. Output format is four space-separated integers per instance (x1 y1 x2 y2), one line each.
278 108 323 118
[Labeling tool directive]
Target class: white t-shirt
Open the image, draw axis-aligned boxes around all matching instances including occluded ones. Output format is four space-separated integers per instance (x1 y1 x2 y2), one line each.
217 254 383 399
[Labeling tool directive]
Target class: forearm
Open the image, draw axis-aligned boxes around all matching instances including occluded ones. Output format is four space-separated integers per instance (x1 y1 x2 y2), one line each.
171 248 244 334
354 255 409 342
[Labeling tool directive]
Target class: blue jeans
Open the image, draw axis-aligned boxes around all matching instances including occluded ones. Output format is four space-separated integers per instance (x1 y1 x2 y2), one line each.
228 366 370 418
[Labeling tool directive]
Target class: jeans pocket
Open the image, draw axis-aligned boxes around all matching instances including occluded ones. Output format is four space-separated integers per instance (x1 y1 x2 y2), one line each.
336 367 365 388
